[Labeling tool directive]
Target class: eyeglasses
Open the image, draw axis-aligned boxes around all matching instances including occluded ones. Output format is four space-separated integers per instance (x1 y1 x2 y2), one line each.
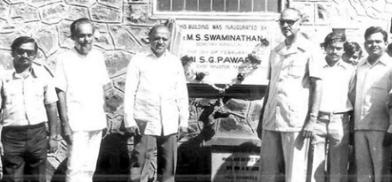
278 19 299 26
15 48 36 57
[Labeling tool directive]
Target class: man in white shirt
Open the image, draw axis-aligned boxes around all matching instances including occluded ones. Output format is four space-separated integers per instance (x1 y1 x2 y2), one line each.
310 32 354 182
54 18 112 182
124 25 189 182
257 8 323 182
351 26 392 182
0 36 59 182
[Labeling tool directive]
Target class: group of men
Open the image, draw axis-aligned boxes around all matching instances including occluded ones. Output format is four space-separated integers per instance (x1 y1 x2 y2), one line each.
257 7 392 182
2 6 392 182
0 17 187 182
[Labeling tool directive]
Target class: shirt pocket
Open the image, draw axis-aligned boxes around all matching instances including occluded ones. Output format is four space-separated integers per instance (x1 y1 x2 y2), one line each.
370 82 388 106
287 60 306 79
3 83 21 105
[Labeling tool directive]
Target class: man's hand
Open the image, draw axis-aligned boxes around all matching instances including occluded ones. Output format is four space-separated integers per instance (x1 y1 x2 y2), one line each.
178 126 188 140
0 141 3 156
383 132 392 146
62 123 73 145
302 116 317 138
125 126 140 136
48 136 60 153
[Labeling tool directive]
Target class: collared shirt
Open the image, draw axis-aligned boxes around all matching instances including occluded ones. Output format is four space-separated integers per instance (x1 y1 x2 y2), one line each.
54 48 111 131
319 60 354 113
353 54 392 132
0 65 58 126
262 33 323 132
123 50 189 136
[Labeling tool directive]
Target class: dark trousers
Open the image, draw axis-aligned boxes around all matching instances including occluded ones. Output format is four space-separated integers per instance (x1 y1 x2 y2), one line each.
1 123 48 182
129 134 177 182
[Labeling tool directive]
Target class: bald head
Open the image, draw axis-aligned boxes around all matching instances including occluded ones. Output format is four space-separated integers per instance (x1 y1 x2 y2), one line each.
280 8 301 20
279 8 302 38
148 25 171 39
149 24 171 57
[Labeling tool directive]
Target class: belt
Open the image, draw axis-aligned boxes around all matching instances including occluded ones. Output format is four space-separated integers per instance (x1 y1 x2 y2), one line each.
3 122 46 131
318 111 351 120
318 111 351 116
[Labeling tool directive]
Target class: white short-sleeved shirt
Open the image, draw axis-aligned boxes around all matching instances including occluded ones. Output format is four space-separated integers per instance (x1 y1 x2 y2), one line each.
54 48 111 131
319 60 354 113
262 33 324 132
0 65 58 126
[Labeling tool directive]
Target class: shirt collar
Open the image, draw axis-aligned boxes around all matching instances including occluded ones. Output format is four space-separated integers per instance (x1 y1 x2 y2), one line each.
358 53 391 67
275 32 309 56
322 59 350 69
13 66 37 79
147 48 168 58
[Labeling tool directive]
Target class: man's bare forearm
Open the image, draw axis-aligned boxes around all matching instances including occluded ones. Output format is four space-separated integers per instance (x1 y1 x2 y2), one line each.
308 78 322 119
45 103 59 137
56 89 70 131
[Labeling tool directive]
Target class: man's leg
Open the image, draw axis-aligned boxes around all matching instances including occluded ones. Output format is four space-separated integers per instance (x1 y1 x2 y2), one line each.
355 131 373 182
26 124 48 182
367 131 390 182
129 135 157 182
259 130 284 182
328 115 349 182
2 128 27 182
66 130 102 182
157 134 177 182
310 118 328 182
281 131 310 182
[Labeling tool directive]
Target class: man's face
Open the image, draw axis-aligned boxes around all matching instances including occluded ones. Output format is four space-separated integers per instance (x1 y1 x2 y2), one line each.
150 27 170 57
73 23 94 55
279 10 301 38
13 42 36 69
325 41 344 63
364 32 387 57
344 51 361 65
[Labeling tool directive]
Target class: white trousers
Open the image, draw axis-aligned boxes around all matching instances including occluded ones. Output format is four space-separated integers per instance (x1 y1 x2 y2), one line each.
260 130 310 182
66 130 103 182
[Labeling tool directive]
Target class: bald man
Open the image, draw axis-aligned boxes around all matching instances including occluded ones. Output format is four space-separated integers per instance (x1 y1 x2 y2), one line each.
124 25 189 182
257 8 323 182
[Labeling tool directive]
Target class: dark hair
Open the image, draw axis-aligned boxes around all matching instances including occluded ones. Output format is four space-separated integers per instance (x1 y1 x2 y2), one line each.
344 41 363 57
322 32 346 48
387 43 392 56
148 24 170 38
70 18 95 39
11 36 38 53
364 26 387 42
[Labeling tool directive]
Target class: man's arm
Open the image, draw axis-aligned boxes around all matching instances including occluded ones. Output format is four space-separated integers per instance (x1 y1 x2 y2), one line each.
302 77 322 138
257 83 269 139
176 60 189 135
384 70 392 146
56 89 72 145
123 56 141 135
45 102 60 152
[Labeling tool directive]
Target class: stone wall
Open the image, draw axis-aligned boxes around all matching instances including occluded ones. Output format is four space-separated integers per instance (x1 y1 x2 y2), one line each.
290 0 392 45
0 0 163 131
2 0 392 179
1 0 391 137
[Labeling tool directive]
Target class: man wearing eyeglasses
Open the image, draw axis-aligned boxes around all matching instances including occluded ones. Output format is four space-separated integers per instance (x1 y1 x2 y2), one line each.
0 36 59 182
257 8 323 182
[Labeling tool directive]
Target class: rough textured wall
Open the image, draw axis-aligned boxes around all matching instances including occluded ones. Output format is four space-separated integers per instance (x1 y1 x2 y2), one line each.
290 0 392 44
0 0 161 128
1 0 392 178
